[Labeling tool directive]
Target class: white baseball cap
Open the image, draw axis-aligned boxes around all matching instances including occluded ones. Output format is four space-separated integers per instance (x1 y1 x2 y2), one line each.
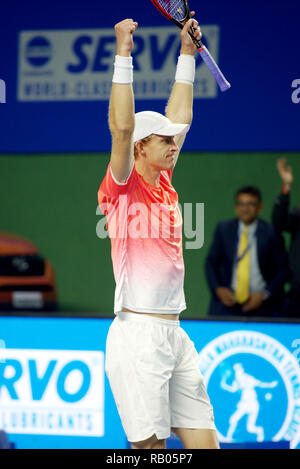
133 111 190 143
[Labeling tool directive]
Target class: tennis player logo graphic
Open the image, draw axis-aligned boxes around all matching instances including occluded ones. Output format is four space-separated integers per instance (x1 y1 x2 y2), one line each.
220 363 278 442
198 331 300 448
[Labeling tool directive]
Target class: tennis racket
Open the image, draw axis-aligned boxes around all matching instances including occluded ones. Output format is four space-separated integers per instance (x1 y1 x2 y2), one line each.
149 0 231 92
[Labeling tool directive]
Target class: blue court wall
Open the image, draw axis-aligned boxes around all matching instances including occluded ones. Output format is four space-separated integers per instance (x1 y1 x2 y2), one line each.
0 315 299 449
0 0 299 153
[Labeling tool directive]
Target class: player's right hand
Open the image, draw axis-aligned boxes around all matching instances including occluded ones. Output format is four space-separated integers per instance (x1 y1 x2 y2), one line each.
114 19 138 57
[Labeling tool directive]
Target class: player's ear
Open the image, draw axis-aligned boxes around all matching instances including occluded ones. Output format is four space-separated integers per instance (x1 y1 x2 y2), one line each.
134 141 144 159
137 140 148 157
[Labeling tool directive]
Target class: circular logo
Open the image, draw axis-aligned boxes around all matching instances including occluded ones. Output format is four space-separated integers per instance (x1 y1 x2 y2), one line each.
25 36 52 67
198 331 300 448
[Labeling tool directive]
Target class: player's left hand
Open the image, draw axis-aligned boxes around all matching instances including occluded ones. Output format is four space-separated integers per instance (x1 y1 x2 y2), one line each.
242 292 264 313
180 12 202 55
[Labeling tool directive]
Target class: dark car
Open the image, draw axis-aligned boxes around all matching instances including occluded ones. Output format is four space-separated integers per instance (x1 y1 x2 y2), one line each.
0 232 57 311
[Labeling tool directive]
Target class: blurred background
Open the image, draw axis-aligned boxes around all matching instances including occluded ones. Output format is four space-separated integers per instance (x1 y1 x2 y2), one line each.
0 0 299 450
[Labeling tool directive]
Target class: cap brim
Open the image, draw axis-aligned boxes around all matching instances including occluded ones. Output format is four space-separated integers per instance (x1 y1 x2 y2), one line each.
154 123 190 137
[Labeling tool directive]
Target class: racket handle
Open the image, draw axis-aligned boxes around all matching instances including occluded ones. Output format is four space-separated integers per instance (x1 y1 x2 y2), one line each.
198 46 231 92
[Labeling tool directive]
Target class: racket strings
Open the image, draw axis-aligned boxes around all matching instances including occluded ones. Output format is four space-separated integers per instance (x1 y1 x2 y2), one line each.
155 0 187 22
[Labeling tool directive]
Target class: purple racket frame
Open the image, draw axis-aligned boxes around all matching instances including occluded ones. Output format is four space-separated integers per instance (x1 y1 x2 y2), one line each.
150 0 231 92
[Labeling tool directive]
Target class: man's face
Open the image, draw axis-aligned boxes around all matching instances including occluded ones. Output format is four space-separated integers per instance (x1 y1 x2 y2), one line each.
235 193 263 225
141 134 179 170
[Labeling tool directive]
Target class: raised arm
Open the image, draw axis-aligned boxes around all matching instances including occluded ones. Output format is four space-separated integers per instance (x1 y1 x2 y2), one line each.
165 16 201 163
109 19 138 183
272 157 296 233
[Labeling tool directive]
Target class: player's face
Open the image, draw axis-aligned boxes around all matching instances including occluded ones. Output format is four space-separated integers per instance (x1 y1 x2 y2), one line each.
142 134 179 170
235 194 263 225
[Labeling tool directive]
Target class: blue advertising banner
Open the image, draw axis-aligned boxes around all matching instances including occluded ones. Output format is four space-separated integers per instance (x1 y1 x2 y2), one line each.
0 316 125 449
0 315 299 449
0 0 299 152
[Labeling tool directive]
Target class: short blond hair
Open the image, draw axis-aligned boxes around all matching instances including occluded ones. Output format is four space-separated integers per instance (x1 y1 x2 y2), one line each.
134 135 153 159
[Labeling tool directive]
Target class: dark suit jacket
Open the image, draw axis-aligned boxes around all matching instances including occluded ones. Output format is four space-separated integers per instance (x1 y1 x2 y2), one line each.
205 218 289 317
272 193 300 289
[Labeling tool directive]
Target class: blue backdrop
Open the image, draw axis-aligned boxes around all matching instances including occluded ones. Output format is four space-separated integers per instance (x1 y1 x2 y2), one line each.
0 315 299 449
0 0 299 152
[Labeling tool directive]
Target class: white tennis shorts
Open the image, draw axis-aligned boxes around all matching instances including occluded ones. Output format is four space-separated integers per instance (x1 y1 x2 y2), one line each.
105 312 216 443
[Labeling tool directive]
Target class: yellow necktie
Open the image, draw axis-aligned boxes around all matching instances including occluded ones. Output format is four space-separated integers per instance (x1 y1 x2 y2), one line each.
235 227 250 304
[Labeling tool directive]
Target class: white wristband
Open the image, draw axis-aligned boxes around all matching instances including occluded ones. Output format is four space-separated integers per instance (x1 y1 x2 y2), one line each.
112 55 133 84
175 54 195 85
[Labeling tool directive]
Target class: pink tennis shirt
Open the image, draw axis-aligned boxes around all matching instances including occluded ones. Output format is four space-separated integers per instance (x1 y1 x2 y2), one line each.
98 162 186 315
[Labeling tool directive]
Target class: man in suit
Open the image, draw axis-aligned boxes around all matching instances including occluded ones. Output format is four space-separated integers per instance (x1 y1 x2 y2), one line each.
205 186 289 316
272 157 300 317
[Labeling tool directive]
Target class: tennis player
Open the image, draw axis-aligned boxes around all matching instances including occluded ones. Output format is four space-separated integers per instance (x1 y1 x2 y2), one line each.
98 18 219 450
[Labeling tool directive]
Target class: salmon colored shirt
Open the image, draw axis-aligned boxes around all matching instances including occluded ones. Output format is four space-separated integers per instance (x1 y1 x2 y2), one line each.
98 162 186 315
